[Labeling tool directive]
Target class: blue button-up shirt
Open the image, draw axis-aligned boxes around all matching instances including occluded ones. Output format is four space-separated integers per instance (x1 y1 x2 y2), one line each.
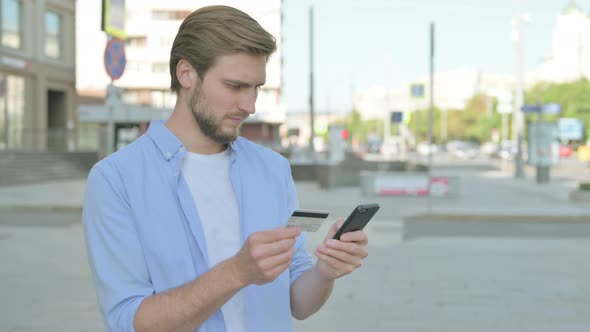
83 120 312 332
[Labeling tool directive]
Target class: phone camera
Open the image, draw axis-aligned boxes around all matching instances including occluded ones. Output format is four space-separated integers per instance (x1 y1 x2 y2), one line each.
360 208 368 214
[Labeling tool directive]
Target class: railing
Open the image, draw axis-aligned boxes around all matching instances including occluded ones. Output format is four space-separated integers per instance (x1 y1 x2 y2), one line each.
0 126 107 153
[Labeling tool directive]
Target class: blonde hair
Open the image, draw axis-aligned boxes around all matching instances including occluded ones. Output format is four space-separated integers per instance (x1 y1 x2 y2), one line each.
169 5 277 92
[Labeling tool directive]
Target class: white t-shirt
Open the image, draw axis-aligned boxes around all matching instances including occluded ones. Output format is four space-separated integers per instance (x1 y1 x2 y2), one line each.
182 149 246 332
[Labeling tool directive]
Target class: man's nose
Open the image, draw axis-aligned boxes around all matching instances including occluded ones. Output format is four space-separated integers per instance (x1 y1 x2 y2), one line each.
238 90 257 115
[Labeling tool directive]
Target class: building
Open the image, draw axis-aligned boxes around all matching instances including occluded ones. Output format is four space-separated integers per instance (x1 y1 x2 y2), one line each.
535 2 590 83
354 68 516 121
76 0 285 150
0 0 76 151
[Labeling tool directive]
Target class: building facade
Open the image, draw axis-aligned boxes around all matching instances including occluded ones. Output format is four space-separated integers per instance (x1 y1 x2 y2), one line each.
0 0 76 151
76 0 285 150
535 2 590 83
354 69 516 121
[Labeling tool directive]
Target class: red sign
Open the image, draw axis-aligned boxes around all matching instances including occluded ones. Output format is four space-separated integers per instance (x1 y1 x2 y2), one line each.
104 38 126 80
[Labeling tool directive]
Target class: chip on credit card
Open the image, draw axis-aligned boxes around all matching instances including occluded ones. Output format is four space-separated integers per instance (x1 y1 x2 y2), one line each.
286 209 329 232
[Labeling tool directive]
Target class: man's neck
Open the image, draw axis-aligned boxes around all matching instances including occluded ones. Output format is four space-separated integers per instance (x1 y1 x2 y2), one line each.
165 102 227 155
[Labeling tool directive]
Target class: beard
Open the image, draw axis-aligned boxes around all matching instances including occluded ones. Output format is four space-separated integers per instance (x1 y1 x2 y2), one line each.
189 83 242 145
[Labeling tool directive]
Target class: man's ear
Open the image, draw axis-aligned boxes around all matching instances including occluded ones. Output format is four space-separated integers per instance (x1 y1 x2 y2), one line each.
176 59 198 89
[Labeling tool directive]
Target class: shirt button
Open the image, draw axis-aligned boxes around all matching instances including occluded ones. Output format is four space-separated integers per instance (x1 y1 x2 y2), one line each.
165 152 172 159
179 147 185 152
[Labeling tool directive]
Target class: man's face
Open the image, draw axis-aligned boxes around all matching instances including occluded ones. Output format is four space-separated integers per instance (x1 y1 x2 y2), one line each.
189 52 267 144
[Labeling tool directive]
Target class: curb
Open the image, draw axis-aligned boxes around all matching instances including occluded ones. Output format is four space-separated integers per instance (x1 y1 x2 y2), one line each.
405 213 590 223
0 205 83 213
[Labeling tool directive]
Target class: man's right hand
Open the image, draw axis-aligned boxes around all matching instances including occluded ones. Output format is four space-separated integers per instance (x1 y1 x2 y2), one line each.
232 226 301 286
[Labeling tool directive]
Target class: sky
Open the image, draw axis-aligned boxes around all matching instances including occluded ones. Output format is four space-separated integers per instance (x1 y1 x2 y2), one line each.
280 0 588 113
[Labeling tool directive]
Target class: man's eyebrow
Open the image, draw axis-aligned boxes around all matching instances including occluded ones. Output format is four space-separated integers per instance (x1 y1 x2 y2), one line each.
224 79 266 87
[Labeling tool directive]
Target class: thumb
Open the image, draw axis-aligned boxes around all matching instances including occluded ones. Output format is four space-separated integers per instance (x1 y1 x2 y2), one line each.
325 218 345 241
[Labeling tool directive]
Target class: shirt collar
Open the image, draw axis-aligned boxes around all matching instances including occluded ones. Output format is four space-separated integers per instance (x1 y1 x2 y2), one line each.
147 119 240 161
147 120 185 161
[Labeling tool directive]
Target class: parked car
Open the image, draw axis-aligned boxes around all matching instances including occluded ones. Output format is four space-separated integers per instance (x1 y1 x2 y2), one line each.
446 140 479 159
559 145 573 158
417 142 439 156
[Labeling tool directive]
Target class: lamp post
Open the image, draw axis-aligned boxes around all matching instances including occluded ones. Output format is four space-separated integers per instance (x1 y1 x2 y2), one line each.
511 11 531 179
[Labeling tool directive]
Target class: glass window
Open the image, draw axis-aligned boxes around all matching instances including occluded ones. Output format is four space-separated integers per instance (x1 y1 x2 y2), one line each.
0 73 25 149
126 36 147 47
1 0 22 49
44 10 61 59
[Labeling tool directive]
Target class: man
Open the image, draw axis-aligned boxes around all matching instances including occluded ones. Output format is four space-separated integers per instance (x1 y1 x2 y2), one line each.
83 5 369 332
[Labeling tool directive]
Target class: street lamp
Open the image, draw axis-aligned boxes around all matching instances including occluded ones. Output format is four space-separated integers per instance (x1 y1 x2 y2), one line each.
511 12 531 179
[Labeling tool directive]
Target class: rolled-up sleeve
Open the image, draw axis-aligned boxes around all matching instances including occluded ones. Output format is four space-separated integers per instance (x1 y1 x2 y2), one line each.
83 165 154 332
283 159 313 284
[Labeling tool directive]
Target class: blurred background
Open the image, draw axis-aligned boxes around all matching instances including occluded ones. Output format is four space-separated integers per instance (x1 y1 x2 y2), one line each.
1 0 590 331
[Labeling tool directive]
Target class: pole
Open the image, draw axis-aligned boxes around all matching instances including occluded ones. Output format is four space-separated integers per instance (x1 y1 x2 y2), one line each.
106 82 115 156
308 6 315 157
427 22 435 209
536 110 550 183
1 77 8 148
501 112 508 154
441 109 447 142
513 12 525 178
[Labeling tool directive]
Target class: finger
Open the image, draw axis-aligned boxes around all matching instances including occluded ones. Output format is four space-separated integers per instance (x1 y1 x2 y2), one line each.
325 239 369 259
265 262 291 280
249 227 301 244
251 238 296 260
315 251 356 278
339 230 368 245
317 244 364 266
325 218 345 241
259 248 294 271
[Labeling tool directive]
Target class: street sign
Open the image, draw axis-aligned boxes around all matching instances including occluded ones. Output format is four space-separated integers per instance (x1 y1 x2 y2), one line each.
410 84 424 98
521 103 561 114
104 38 126 81
521 104 542 113
391 111 403 123
542 103 561 114
102 0 126 40
558 118 584 140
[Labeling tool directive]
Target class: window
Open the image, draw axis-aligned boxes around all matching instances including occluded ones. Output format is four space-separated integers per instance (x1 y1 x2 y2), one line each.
44 10 61 59
1 0 21 49
0 73 25 149
126 36 147 47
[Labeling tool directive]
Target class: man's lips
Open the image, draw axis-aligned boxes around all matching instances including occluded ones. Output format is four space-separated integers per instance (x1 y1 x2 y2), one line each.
226 114 248 123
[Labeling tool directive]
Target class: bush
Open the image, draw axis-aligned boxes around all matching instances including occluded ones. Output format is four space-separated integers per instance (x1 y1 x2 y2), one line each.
579 182 590 191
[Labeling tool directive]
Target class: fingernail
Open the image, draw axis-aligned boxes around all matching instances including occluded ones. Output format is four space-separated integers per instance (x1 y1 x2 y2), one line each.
328 239 336 247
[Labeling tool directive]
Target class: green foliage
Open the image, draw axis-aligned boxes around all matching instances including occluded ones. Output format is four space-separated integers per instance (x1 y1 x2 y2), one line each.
408 94 503 143
526 78 590 141
343 79 590 145
579 182 590 191
344 109 382 143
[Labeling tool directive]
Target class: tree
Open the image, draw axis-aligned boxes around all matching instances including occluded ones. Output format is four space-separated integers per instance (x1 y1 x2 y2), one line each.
526 78 590 141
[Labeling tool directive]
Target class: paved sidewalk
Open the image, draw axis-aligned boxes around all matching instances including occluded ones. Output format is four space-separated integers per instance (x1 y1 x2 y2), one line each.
1 163 589 219
1 161 590 331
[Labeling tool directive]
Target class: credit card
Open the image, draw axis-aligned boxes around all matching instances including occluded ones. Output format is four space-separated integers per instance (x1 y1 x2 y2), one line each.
286 209 329 232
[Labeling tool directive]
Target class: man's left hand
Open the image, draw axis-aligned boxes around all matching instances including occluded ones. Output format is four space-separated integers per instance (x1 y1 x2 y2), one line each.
314 219 369 280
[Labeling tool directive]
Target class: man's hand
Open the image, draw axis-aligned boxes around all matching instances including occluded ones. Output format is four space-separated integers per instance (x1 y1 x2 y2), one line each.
232 226 301 286
314 219 369 280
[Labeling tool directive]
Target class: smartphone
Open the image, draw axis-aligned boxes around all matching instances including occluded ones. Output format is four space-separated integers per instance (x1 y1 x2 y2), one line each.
332 203 380 240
